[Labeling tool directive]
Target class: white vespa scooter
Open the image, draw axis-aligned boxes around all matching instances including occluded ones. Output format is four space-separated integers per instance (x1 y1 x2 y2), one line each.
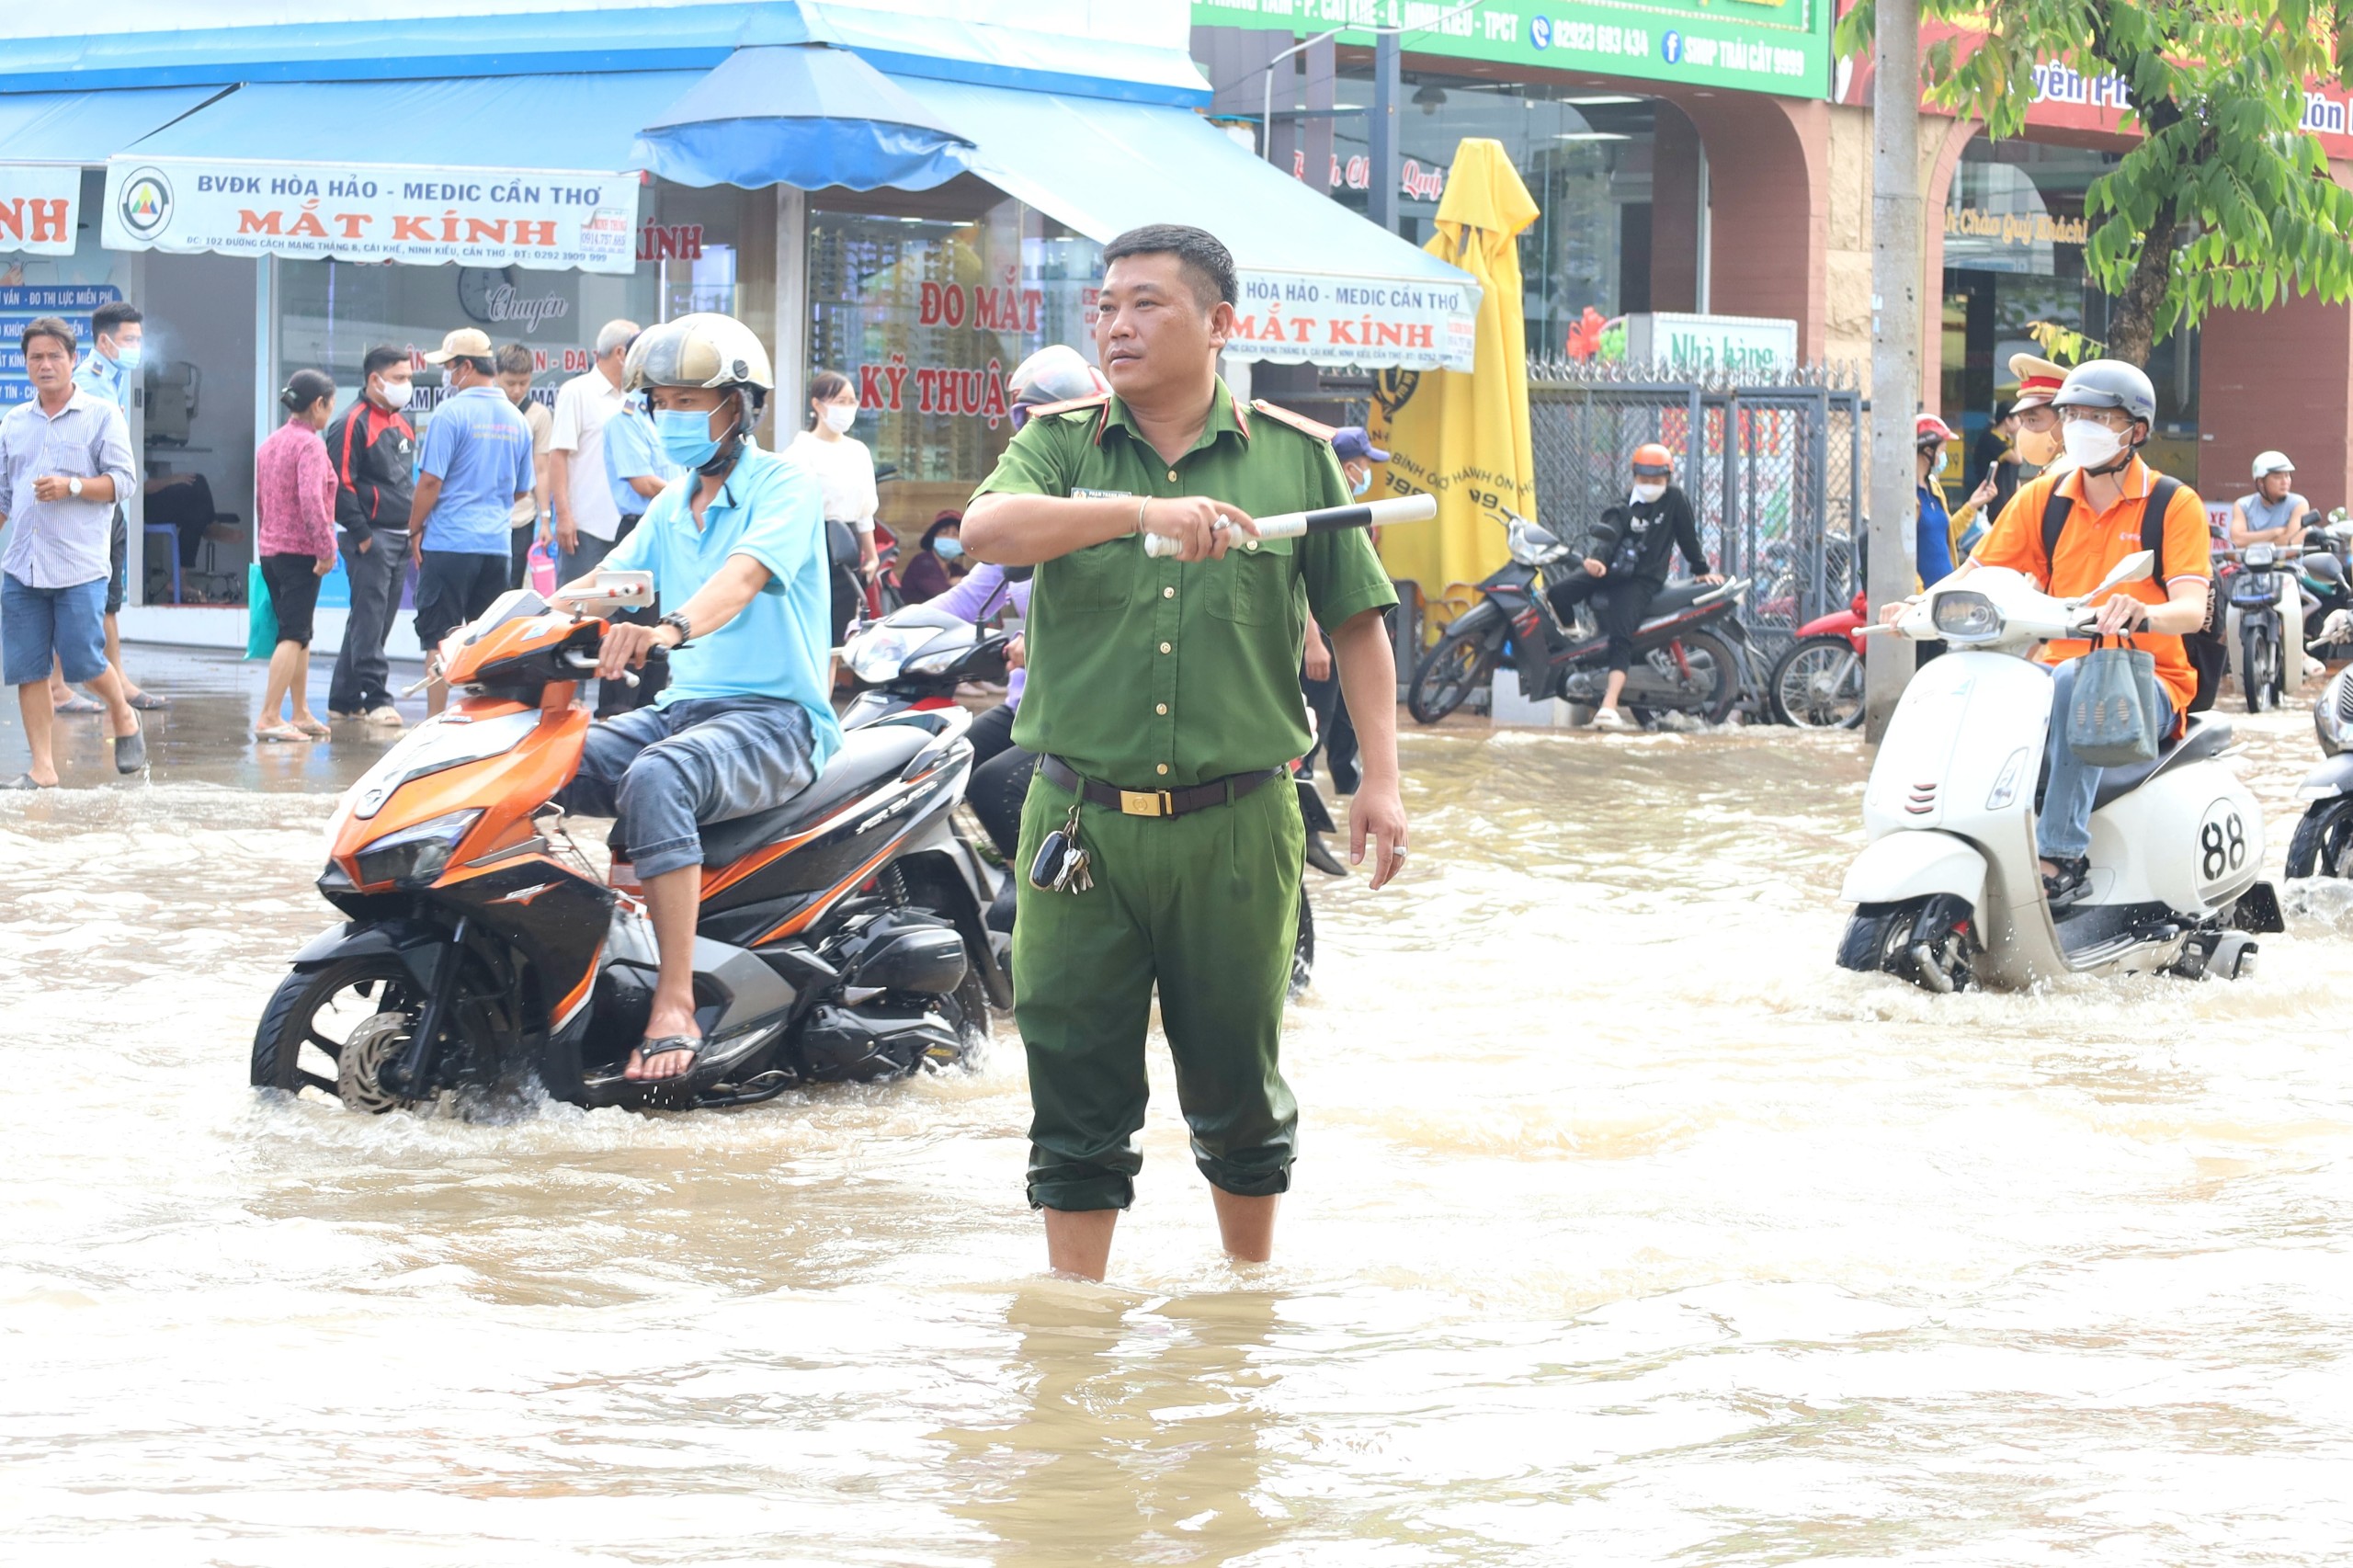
1837 551 2282 992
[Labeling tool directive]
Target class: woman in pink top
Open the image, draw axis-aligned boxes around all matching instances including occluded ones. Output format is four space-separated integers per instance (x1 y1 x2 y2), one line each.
253 369 341 742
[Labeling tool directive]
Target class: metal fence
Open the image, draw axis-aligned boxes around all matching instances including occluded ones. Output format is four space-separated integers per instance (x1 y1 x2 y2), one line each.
1525 360 1864 654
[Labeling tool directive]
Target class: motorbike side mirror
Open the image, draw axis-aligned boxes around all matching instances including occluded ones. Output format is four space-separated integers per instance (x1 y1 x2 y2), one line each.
2086 550 2154 599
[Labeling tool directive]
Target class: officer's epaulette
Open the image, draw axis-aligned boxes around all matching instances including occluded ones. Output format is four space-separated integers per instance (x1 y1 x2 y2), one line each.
1024 392 1112 421
1248 399 1337 443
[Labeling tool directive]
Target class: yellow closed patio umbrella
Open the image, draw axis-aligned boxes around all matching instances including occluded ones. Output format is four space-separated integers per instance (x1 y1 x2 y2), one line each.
1370 137 1539 633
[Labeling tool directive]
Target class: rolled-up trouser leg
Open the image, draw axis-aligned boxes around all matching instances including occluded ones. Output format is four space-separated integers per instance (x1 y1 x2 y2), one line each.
1012 767 1303 1210
610 698 819 880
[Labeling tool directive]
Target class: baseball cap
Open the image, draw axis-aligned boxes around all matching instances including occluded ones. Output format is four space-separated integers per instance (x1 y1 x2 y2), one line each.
423 327 495 364
1332 426 1389 464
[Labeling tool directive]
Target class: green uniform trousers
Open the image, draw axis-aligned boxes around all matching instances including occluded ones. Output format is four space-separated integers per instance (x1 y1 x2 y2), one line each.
1012 766 1305 1211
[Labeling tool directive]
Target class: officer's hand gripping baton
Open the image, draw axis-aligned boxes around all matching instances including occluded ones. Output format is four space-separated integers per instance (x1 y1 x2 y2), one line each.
1141 494 1438 558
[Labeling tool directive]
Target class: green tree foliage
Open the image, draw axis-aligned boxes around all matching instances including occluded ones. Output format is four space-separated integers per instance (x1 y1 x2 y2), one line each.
1838 0 2353 365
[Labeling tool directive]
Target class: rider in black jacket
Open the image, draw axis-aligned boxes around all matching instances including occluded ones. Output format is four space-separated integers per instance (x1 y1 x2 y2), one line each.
1547 442 1719 730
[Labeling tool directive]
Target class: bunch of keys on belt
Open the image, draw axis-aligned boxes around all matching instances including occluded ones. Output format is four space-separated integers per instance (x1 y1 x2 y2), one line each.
1029 802 1094 894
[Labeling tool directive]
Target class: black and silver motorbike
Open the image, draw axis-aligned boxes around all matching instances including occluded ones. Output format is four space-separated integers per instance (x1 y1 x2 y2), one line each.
1408 506 1754 727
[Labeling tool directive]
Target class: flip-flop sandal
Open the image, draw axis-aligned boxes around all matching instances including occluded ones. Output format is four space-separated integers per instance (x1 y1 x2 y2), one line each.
51 695 102 715
253 724 309 744
110 726 146 774
0 774 53 790
629 1035 704 1082
126 692 170 710
292 720 332 739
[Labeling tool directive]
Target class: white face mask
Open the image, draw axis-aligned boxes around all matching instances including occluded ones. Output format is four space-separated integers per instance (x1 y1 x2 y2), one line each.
2062 419 2127 472
375 378 414 412
1631 482 1666 505
822 403 858 435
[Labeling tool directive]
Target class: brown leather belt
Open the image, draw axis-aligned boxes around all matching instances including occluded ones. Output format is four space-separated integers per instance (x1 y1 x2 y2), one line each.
1038 754 1282 819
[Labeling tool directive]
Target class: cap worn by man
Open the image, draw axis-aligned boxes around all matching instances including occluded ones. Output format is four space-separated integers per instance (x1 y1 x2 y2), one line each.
423 327 494 365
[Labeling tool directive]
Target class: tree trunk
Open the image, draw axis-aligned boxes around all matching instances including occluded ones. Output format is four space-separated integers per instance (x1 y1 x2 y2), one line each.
2105 195 2178 369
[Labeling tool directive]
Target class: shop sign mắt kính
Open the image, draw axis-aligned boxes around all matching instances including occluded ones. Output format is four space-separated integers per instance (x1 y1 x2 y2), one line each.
1231 268 1479 373
1193 0 1833 101
100 160 641 275
0 169 80 258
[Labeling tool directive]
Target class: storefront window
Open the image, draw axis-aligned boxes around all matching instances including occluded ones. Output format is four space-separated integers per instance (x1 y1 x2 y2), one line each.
808 188 1098 525
1941 137 2200 482
1327 73 1660 358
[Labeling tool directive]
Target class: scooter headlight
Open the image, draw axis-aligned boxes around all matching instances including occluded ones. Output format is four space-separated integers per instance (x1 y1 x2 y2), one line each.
847 624 938 685
1932 590 2002 640
352 810 483 890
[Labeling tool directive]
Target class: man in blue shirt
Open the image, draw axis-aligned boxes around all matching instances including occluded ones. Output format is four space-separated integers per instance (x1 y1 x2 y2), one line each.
551 313 837 1084
53 300 165 715
411 327 535 715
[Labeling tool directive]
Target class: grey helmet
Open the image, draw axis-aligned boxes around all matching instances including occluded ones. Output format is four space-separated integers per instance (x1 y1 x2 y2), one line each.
2053 359 2157 426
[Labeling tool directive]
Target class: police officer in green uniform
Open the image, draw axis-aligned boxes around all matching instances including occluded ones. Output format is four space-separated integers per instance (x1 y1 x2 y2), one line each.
963 224 1409 1281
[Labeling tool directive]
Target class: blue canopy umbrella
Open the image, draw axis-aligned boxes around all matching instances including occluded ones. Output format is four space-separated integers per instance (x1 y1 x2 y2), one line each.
632 44 975 191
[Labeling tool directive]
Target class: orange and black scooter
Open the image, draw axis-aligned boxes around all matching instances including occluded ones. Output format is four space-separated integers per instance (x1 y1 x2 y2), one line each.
251 583 1005 1114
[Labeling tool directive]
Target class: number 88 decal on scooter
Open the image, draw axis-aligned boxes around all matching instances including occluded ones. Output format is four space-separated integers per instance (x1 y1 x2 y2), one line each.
1837 550 2284 994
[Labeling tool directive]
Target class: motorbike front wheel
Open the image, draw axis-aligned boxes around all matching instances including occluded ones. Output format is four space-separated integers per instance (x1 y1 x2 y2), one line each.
1768 635 1865 729
1408 631 1498 724
2286 794 2353 879
1836 895 1979 993
250 955 428 1108
2242 619 2277 713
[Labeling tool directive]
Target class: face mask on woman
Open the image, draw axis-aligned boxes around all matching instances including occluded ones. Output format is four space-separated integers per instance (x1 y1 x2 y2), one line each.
657 406 731 470
2062 417 2127 472
1631 482 1666 505
933 536 964 560
823 402 858 435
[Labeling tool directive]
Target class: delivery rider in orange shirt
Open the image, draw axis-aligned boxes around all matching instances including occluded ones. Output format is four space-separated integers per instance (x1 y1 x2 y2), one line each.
1881 360 2212 906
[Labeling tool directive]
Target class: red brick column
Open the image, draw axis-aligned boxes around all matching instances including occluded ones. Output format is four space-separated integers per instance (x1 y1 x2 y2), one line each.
1654 90 1830 358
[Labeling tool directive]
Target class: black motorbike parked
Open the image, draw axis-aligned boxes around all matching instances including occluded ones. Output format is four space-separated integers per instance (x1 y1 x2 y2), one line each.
1408 506 1754 726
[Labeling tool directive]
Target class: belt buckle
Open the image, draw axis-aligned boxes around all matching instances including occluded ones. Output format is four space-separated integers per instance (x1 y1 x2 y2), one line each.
1118 789 1172 817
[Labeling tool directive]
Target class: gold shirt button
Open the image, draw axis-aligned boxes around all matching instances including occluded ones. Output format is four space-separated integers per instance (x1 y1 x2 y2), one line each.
1162 585 1176 598
1165 469 1177 483
1156 764 1169 775
1159 641 1172 653
1245 540 1260 551
1155 702 1168 715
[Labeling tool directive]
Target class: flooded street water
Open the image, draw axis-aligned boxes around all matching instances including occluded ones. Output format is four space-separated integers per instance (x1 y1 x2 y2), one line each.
6 652 2353 1563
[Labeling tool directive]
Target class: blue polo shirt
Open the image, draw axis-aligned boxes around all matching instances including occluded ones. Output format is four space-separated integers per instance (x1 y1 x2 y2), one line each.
73 348 132 411
603 404 680 519
419 384 534 555
603 439 842 765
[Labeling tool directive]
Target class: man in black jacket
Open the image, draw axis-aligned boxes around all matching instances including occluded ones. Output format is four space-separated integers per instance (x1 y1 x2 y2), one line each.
324 347 417 726
1547 442 1719 731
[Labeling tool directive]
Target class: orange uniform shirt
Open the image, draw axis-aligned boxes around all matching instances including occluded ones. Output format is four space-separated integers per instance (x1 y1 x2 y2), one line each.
1971 458 2211 715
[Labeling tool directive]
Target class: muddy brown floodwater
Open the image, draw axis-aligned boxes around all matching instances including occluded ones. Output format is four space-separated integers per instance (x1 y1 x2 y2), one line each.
6 651 2353 1563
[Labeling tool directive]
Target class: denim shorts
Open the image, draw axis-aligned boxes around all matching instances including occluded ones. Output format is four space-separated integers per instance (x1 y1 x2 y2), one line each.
2 573 108 686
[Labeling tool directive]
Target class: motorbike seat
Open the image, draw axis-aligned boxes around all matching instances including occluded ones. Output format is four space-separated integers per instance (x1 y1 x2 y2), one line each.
2091 713 2233 812
1646 582 1711 616
695 724 933 867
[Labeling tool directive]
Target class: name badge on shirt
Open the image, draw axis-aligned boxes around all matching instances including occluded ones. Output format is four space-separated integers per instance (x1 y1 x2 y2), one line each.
1072 488 1134 500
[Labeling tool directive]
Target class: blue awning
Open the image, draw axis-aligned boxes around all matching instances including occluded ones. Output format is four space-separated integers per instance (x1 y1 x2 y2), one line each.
884 77 1481 372
125 74 704 174
0 86 227 165
632 45 972 192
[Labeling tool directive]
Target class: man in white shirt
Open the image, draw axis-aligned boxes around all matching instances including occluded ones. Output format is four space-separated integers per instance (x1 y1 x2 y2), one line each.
548 318 638 584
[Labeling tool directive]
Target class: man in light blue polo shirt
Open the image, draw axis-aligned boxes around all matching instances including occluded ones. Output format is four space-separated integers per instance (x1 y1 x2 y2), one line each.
551 313 836 1085
410 326 534 715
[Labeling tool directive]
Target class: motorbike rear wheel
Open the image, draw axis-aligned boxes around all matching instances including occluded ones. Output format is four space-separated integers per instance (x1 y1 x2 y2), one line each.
1408 631 1496 724
250 955 427 1107
1628 629 1743 728
1768 635 1865 729
2286 794 2353 879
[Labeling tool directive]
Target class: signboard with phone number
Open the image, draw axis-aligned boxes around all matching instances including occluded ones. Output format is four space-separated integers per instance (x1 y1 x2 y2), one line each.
0 285 122 407
1191 0 1831 100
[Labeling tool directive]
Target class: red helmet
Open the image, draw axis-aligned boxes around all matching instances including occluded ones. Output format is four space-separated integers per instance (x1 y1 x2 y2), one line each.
1632 441 1674 478
1915 414 1958 447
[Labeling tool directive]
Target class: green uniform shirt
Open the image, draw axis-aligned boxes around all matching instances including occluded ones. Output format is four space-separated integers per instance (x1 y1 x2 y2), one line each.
972 380 1398 788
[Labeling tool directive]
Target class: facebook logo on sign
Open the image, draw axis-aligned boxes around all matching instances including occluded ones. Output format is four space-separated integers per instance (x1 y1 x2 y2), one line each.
1663 29 1684 63
1530 16 1552 49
